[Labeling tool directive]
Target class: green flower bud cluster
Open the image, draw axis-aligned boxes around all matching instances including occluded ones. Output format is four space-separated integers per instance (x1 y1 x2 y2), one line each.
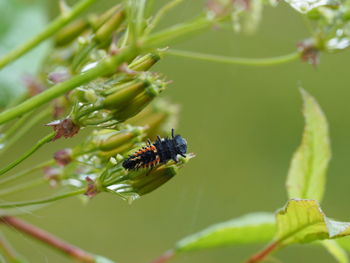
70 69 167 128
48 124 193 203
0 1 194 207
127 98 179 138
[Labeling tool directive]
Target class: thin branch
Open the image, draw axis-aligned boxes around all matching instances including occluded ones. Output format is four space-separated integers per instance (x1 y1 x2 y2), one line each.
0 159 54 186
167 49 300 66
0 132 55 177
0 233 24 263
0 0 97 69
0 45 138 125
0 216 95 263
0 178 46 197
151 250 175 263
144 0 184 36
0 189 85 208
244 241 280 263
0 108 51 155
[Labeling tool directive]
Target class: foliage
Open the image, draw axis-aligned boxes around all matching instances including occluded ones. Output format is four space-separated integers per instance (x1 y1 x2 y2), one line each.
0 0 350 262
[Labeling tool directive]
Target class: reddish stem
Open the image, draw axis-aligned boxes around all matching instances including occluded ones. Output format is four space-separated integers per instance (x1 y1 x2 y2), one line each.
0 216 96 263
151 250 175 263
245 241 280 263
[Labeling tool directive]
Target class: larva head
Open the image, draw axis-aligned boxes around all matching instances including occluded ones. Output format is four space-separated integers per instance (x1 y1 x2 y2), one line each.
174 135 187 157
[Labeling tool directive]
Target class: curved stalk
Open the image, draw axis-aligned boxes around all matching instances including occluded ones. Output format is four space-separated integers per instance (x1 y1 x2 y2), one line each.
0 189 85 208
0 0 97 69
0 216 95 263
245 241 280 263
0 108 51 155
0 233 24 263
0 178 46 197
144 0 184 36
167 49 300 66
0 160 54 186
0 132 55 177
151 250 175 263
0 46 138 125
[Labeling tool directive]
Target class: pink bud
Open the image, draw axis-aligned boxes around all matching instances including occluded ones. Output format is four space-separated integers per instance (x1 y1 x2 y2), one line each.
46 118 80 140
54 148 73 166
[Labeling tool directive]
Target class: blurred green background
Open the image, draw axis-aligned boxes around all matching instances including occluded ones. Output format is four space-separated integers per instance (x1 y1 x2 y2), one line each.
2 0 350 262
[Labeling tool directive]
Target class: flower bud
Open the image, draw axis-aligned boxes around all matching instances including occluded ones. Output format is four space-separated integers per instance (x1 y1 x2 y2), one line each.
46 118 80 140
97 126 144 151
112 82 165 121
134 166 178 196
103 79 149 110
128 53 161 72
54 19 89 47
127 98 179 137
54 148 73 166
88 4 122 31
94 7 125 45
297 38 320 65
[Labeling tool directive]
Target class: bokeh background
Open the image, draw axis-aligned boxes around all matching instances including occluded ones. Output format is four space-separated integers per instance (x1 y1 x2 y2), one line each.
1 0 350 262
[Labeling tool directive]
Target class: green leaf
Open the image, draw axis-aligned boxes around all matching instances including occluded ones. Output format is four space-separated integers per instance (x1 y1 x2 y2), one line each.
284 0 339 14
337 236 350 253
286 89 331 203
175 213 276 252
275 199 350 247
321 240 349 263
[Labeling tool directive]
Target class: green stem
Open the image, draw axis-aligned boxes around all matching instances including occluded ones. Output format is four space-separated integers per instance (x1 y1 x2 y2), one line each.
0 233 24 263
0 0 97 69
0 178 46 197
143 15 227 47
0 160 54 186
0 108 51 155
167 49 300 66
0 189 85 208
0 45 138 125
144 0 184 36
0 113 32 144
0 132 55 177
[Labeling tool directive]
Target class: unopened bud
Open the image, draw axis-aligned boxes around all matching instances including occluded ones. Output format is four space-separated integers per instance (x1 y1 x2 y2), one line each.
46 118 80 140
54 148 73 166
103 80 148 109
297 38 320 66
129 53 161 72
98 127 144 151
127 98 178 138
54 19 89 47
94 7 125 45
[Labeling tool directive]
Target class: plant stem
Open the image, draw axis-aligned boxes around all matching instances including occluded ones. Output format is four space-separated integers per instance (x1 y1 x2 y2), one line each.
0 0 97 69
0 216 96 263
151 250 175 263
167 49 300 66
144 0 184 36
0 112 32 144
245 241 280 263
0 160 54 186
0 108 51 155
0 178 46 197
0 233 24 263
0 189 85 208
0 132 55 177
144 16 219 47
0 46 138 125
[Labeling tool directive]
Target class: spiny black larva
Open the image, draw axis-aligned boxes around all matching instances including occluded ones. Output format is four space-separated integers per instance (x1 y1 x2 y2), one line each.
122 128 187 170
